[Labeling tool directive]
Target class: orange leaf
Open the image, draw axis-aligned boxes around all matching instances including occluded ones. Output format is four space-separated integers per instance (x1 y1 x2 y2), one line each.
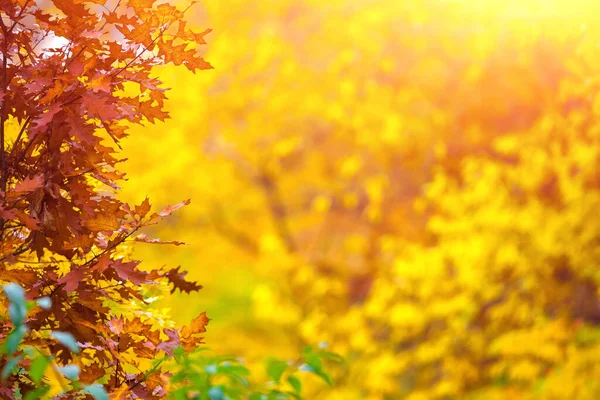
157 199 190 217
181 312 210 338
84 214 120 231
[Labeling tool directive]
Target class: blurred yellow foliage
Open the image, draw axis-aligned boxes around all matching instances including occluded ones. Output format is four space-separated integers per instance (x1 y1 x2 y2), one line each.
118 0 600 398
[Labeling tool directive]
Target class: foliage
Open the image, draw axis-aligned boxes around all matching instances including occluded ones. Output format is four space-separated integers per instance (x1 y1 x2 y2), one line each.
1 282 341 399
167 344 342 400
118 0 600 399
1 283 108 399
0 0 213 397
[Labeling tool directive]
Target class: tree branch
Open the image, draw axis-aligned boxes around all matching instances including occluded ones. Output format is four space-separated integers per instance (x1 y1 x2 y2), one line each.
256 170 297 252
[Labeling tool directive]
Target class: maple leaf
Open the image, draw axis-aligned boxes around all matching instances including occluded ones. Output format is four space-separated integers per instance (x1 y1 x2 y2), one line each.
134 233 186 246
164 266 202 294
81 92 121 121
134 197 151 218
155 3 182 20
116 21 155 48
187 55 213 73
90 253 111 273
111 259 148 285
177 21 212 44
127 0 156 12
87 74 112 93
105 123 129 141
158 38 194 66
84 214 121 232
14 210 40 231
156 199 190 217
139 99 170 123
0 207 17 220
181 312 210 338
109 318 124 335
37 80 67 105
58 267 85 293
156 328 179 356
179 312 210 352
78 361 105 384
32 103 62 128
0 267 38 288
123 317 154 336
12 175 44 193
110 386 130 400
72 0 105 4
67 113 97 145
51 0 91 18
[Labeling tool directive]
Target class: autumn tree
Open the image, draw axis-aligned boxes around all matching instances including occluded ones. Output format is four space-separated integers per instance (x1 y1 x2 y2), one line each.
0 0 213 397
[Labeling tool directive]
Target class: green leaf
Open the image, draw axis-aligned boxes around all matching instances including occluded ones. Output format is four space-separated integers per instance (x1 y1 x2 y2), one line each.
303 353 322 371
8 303 26 327
57 364 80 381
205 364 217 374
84 384 109 400
318 350 345 364
4 325 28 356
1 356 22 380
299 360 332 386
208 385 225 400
313 369 333 386
301 346 313 357
265 358 288 383
173 345 185 359
218 363 250 377
250 394 269 400
171 389 187 400
23 386 50 400
3 284 25 305
299 364 314 373
220 363 250 387
51 331 80 354
22 346 36 358
29 354 51 384
286 392 302 400
287 375 302 394
36 297 51 310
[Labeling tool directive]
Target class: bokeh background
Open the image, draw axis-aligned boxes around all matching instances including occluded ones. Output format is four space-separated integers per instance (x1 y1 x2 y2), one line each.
119 0 600 398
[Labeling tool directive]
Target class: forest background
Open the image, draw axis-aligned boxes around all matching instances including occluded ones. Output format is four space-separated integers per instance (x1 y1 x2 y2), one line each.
121 0 600 398
7 0 600 398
